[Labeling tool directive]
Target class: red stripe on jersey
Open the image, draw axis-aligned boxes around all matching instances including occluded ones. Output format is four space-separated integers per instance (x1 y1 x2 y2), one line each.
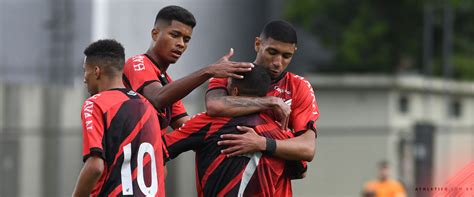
200 154 226 187
203 117 229 140
97 92 130 129
217 169 246 196
108 185 122 197
104 102 122 129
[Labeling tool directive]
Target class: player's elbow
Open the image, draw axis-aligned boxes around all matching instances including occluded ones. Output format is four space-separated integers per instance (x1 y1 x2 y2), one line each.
205 99 225 117
85 157 105 178
302 146 315 162
301 139 316 162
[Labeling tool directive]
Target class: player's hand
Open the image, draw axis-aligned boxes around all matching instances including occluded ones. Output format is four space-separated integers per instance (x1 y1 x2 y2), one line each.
218 126 266 157
267 97 291 129
207 48 254 79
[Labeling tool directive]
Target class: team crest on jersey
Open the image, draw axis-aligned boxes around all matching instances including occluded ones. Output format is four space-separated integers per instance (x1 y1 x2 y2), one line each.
127 90 137 96
274 86 291 95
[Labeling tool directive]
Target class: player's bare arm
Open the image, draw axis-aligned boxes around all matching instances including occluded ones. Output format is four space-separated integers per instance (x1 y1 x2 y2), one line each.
72 156 104 197
142 48 253 110
205 89 291 128
218 126 316 161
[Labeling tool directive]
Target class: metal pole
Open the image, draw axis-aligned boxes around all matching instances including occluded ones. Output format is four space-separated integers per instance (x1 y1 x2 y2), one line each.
423 3 434 77
442 1 454 79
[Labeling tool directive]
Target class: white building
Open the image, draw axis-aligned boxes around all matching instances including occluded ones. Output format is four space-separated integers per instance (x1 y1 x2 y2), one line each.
299 74 474 196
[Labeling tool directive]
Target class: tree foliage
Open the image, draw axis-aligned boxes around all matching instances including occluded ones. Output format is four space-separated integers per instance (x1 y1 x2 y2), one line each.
285 0 474 80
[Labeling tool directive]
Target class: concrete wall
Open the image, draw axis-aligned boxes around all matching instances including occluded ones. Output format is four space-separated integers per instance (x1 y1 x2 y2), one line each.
0 84 84 197
294 87 394 196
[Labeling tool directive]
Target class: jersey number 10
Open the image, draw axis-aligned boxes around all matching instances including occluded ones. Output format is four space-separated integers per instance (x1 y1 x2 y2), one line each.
121 142 158 196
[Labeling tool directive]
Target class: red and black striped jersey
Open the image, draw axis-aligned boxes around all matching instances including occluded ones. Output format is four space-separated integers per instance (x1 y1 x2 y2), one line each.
164 113 294 197
123 54 188 132
81 88 165 197
208 71 320 179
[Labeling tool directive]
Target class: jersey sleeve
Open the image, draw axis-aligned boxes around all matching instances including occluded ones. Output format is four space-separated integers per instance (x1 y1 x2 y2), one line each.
290 77 320 135
81 99 105 162
170 99 188 123
123 57 161 94
206 77 228 93
163 113 210 162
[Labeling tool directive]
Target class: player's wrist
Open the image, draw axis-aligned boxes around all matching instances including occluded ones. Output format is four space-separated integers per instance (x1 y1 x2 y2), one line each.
263 137 276 155
202 66 215 78
258 136 267 151
262 97 278 109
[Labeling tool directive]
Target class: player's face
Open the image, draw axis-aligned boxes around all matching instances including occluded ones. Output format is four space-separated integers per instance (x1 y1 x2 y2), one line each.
83 61 99 95
152 20 193 65
254 37 296 79
379 166 389 180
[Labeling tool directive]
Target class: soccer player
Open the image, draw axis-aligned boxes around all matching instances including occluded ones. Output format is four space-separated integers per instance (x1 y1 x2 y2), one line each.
73 40 165 197
206 20 319 178
164 65 295 196
363 161 406 197
123 5 255 133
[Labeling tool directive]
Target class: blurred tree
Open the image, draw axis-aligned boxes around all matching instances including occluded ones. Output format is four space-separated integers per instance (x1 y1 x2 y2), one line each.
285 0 474 80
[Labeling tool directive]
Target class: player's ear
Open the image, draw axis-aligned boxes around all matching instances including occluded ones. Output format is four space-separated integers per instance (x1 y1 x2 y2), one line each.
231 87 239 96
94 66 101 80
151 28 160 41
255 37 261 52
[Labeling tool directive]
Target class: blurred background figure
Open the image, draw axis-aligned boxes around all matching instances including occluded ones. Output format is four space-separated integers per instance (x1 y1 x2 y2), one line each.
363 161 406 197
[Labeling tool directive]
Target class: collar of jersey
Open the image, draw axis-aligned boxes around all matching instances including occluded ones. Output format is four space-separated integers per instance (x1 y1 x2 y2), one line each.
144 53 167 76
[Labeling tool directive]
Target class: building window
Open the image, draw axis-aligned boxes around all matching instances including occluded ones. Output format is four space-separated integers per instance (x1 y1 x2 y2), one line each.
399 95 409 114
449 99 462 118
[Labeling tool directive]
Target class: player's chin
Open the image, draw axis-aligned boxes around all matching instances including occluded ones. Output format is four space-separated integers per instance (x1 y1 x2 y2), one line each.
167 56 179 64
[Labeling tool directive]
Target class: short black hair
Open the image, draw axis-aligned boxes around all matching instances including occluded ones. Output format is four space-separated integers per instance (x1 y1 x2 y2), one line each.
84 39 125 76
378 160 389 168
260 20 297 44
230 65 271 97
154 5 196 28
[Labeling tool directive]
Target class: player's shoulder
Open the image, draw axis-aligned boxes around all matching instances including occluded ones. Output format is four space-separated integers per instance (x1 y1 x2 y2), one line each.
364 180 379 188
287 72 314 92
125 54 146 64
82 93 104 114
83 90 132 110
388 179 403 186
286 72 310 85
124 54 156 72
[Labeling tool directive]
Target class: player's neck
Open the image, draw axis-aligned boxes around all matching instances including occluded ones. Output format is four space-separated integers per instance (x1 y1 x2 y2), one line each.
146 50 169 73
98 78 125 93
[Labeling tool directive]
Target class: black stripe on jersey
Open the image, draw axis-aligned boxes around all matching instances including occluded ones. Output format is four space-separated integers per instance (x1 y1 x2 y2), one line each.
136 80 160 95
102 99 148 166
196 114 264 182
170 112 188 123
166 123 211 160
99 115 156 196
225 182 241 197
114 88 140 100
203 156 250 197
123 74 132 88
